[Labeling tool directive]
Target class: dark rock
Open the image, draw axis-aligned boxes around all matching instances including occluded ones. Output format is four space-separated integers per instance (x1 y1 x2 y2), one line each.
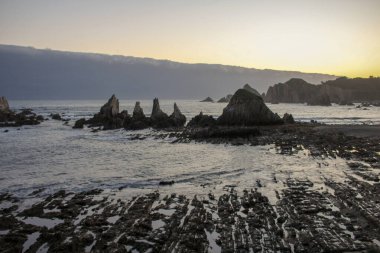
187 112 216 128
169 103 186 127
283 113 295 124
100 94 119 118
307 93 331 106
339 100 354 106
243 84 261 97
0 99 44 127
85 95 126 130
0 96 10 112
159 180 175 186
73 118 86 129
217 89 283 126
51 113 62 120
200 97 214 102
150 98 170 128
126 102 151 130
217 95 233 103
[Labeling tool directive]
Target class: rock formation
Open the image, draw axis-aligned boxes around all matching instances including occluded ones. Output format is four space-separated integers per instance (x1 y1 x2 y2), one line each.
0 97 9 112
100 94 119 118
126 101 150 130
187 112 216 128
217 95 233 103
150 98 170 128
169 103 186 127
283 113 295 124
0 97 44 127
265 77 380 104
307 94 331 106
217 89 282 126
243 84 261 97
200 97 214 102
76 95 126 130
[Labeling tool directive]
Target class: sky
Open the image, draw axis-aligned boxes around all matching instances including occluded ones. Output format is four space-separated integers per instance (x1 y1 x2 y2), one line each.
0 0 379 77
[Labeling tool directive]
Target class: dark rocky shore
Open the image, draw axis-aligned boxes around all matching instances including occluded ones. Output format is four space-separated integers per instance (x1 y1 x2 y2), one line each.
1 87 380 252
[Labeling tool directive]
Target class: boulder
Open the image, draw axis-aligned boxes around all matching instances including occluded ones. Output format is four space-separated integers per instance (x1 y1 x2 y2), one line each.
73 118 86 129
217 89 283 126
0 97 10 112
51 113 62 120
200 97 214 102
169 103 186 127
187 112 216 128
283 113 295 124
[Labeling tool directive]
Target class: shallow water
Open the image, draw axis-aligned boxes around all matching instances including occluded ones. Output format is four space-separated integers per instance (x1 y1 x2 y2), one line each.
0 100 379 201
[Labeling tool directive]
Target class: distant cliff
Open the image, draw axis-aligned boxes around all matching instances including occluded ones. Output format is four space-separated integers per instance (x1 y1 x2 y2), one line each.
0 44 337 99
264 77 380 104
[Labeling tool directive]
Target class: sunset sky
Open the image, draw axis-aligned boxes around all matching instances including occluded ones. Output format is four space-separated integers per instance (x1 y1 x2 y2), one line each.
1 0 379 77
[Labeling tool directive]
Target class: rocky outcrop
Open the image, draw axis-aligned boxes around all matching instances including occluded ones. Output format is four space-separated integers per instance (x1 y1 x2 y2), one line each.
217 89 283 126
0 97 9 112
217 94 233 103
100 95 119 118
0 97 44 127
265 78 318 104
200 97 214 102
243 84 261 97
283 113 295 124
150 98 170 128
76 95 127 130
265 77 380 104
307 94 331 106
169 103 186 127
187 112 216 128
73 118 86 129
126 101 150 130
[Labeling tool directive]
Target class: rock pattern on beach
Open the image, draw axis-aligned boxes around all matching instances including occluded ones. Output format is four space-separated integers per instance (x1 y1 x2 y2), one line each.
2 172 380 253
217 88 283 126
0 96 44 127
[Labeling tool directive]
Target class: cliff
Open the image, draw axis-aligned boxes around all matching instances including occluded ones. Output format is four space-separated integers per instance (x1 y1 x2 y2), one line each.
265 77 380 104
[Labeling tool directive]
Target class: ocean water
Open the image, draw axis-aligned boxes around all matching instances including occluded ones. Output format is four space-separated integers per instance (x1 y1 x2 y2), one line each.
0 100 379 201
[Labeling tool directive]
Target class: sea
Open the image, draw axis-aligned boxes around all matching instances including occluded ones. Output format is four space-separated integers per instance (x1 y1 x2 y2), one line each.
1 100 379 204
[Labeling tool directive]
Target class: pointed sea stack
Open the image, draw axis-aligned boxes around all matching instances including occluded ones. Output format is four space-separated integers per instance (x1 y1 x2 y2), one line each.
0 97 10 112
217 89 282 126
78 94 125 130
150 98 171 128
127 101 150 130
169 103 186 127
100 94 119 118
